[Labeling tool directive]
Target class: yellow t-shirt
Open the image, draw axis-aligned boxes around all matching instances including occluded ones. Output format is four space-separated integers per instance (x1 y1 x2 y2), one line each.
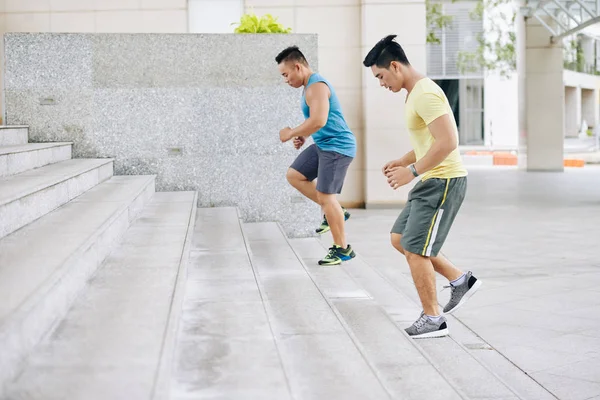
405 78 468 181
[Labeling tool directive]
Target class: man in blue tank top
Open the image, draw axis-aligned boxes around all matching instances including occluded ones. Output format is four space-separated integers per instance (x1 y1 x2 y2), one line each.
276 46 357 266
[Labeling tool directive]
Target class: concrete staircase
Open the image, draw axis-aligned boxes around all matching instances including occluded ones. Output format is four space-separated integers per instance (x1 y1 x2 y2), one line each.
168 207 555 400
0 126 197 398
0 125 556 399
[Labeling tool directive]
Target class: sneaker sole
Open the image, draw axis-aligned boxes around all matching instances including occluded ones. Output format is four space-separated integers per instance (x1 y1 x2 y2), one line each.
410 327 450 339
318 259 342 266
444 279 482 315
316 226 331 235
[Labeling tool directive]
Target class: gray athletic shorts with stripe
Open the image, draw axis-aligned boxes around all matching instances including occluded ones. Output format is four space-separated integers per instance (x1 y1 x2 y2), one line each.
290 143 354 194
391 176 467 257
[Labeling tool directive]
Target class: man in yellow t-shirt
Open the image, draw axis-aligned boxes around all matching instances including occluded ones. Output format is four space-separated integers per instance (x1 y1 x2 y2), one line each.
363 34 482 339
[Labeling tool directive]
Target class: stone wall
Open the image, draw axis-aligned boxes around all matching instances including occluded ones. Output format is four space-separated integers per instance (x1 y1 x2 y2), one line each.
4 33 321 237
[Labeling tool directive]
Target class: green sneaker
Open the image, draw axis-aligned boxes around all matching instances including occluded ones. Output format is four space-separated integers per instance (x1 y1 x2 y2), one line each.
316 208 351 235
318 244 356 266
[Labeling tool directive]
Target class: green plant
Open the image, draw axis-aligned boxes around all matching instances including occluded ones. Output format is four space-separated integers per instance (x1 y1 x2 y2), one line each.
456 0 516 77
232 13 292 33
576 40 586 72
426 0 454 44
426 0 516 76
563 37 595 73
563 39 579 71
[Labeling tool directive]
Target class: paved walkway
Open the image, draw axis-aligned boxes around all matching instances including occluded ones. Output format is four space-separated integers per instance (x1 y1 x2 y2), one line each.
334 166 600 400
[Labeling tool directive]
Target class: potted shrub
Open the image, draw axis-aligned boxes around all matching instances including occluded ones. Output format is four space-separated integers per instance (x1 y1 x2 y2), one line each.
232 13 292 33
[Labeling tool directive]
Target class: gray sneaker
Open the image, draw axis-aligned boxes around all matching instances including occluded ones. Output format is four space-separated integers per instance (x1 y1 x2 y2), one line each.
443 271 482 314
405 312 449 339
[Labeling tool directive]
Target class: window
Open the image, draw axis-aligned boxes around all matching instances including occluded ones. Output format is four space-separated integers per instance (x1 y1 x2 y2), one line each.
188 0 243 33
427 1 484 79
435 78 485 145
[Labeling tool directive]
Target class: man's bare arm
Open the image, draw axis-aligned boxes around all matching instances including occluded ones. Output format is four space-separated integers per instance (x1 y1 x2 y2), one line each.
397 150 416 167
413 114 457 175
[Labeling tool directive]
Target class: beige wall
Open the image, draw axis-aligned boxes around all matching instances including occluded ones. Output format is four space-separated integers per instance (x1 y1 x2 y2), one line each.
245 0 365 207
0 0 187 33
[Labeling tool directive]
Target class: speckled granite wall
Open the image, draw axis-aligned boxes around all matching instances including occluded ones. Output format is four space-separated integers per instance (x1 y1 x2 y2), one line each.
4 33 321 237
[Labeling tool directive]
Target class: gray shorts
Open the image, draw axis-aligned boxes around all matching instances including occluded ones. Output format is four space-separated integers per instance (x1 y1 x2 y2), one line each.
391 176 467 257
290 143 353 194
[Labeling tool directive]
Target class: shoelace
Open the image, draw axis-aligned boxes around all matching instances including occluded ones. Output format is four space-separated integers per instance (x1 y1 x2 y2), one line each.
325 246 338 259
414 315 428 330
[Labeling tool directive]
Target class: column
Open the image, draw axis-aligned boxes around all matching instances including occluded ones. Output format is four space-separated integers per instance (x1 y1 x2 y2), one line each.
361 0 426 208
295 1 364 208
565 86 580 137
516 0 528 168
581 88 598 133
581 36 595 72
523 16 565 171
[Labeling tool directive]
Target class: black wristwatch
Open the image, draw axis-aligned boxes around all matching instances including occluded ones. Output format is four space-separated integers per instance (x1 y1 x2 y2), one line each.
408 164 419 177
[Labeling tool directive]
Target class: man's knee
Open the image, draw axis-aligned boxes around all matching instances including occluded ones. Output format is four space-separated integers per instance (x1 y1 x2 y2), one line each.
316 191 336 207
390 233 405 254
286 168 305 186
405 250 427 263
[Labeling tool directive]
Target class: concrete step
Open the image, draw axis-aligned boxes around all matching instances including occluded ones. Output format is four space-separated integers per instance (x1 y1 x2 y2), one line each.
3 191 197 400
273 233 461 399
358 254 558 400
242 221 393 400
0 142 72 178
0 158 114 239
167 207 292 400
0 126 28 146
291 237 555 400
0 175 156 394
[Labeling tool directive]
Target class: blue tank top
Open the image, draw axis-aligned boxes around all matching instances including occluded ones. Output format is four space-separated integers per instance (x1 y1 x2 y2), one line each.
301 73 356 158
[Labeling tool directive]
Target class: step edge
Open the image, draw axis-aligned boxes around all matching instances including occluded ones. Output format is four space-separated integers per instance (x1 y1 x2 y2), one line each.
0 158 114 207
0 142 72 156
151 191 199 400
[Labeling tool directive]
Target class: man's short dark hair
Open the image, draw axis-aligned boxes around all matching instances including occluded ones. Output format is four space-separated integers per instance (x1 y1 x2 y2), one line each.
275 46 309 66
363 34 410 68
